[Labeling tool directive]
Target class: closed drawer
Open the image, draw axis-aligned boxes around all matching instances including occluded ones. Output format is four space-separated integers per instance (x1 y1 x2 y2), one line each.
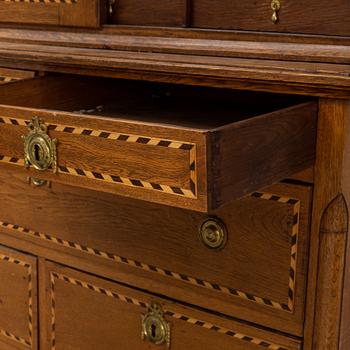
0 75 317 212
0 166 311 336
41 261 302 350
109 0 188 27
191 0 350 36
0 0 102 28
0 245 38 350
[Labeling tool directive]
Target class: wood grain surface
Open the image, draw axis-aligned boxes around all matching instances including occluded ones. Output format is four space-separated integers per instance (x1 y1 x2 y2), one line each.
303 99 350 350
0 164 312 336
191 0 350 36
110 0 189 27
40 260 302 350
0 75 317 211
0 245 37 350
0 0 102 28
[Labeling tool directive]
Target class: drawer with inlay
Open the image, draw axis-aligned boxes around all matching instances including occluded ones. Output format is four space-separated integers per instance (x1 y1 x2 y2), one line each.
0 0 102 28
0 165 312 336
191 0 350 36
108 0 189 27
0 245 38 350
40 260 302 350
0 74 316 212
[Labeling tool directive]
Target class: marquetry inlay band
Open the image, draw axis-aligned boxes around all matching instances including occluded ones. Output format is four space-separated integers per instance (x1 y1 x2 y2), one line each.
0 116 197 198
1 0 77 4
0 254 33 348
0 192 300 313
50 272 290 350
251 192 300 312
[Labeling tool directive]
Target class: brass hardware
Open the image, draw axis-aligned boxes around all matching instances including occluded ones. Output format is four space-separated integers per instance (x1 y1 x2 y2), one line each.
108 0 116 16
22 117 57 173
271 0 281 23
141 302 170 348
199 217 227 250
27 177 50 187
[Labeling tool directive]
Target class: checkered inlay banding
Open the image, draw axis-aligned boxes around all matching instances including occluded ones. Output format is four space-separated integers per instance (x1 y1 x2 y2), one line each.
0 116 197 198
50 272 290 350
1 0 77 4
0 192 300 313
0 254 33 348
251 192 300 312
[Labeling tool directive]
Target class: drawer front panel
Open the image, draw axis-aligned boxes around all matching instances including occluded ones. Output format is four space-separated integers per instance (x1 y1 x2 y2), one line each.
41 261 301 350
0 108 206 211
0 245 37 350
0 0 101 28
0 167 311 335
0 75 317 212
191 0 350 36
110 0 188 27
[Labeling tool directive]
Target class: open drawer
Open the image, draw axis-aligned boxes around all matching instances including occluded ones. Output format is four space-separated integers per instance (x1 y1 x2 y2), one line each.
0 75 317 212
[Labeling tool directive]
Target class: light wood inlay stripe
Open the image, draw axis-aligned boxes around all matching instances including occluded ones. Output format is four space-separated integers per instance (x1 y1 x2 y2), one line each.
50 272 290 350
0 254 33 348
0 116 198 198
0 192 300 312
1 0 77 4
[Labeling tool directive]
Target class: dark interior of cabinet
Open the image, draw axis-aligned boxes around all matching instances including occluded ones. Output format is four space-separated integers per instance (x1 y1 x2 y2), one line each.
0 74 311 130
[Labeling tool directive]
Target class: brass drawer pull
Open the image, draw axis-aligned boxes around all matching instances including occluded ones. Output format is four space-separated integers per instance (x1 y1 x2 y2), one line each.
271 0 281 23
27 177 49 187
108 0 116 16
199 217 227 250
141 302 170 348
22 117 57 173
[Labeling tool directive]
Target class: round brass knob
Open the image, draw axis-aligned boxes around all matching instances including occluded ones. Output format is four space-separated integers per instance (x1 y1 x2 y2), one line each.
141 302 170 348
199 217 227 250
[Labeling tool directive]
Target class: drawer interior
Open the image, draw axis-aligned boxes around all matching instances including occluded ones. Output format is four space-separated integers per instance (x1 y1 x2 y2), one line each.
0 74 316 211
0 74 309 131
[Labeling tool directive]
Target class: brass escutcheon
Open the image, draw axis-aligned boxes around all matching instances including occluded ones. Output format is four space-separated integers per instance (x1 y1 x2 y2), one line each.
141 302 170 348
22 117 57 173
271 0 281 23
199 217 227 250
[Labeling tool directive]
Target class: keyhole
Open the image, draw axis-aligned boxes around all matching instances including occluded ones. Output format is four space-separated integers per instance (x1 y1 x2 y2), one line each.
151 323 157 339
34 144 42 161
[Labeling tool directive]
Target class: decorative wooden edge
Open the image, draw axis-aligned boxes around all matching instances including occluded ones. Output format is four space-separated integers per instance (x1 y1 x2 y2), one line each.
0 253 33 348
0 76 20 84
49 271 290 350
0 0 77 4
251 192 300 312
0 191 300 313
0 116 197 199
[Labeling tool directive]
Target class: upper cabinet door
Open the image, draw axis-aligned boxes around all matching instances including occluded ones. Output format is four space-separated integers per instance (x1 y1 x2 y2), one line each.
191 0 350 36
109 0 189 27
0 0 102 28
